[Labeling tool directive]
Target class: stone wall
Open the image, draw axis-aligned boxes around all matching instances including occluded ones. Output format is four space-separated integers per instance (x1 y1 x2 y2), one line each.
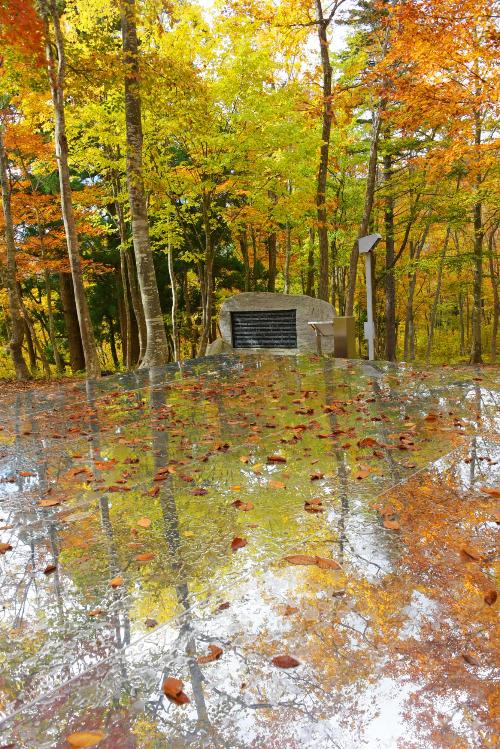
217 292 336 354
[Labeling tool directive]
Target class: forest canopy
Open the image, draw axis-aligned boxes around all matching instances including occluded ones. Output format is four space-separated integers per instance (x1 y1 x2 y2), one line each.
0 0 498 378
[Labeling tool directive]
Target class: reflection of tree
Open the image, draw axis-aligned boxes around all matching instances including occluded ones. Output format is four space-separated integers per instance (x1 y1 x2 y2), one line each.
146 366 211 734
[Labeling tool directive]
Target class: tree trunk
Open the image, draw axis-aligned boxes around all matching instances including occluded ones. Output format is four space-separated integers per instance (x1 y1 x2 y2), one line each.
266 231 277 292
167 230 179 362
284 224 292 294
470 113 483 364
384 152 396 361
346 103 383 315
45 269 64 373
107 315 119 369
239 229 251 292
306 228 315 297
315 0 332 301
0 125 31 380
489 229 498 363
40 0 100 378
59 272 85 372
426 229 451 364
119 251 132 368
458 291 465 356
198 192 215 356
120 0 168 368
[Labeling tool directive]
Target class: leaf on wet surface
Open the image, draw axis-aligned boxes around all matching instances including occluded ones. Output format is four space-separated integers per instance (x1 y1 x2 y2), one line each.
67 731 106 748
0 543 12 554
484 590 497 606
272 655 301 668
110 576 124 588
231 537 248 551
232 500 254 511
197 644 223 663
136 517 152 528
162 677 190 704
480 486 500 498
136 552 155 562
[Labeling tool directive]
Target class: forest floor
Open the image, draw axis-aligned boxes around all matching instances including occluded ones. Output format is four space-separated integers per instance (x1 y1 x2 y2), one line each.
0 354 498 749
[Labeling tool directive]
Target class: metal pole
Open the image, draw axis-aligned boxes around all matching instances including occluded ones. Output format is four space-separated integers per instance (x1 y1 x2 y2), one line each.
365 252 375 360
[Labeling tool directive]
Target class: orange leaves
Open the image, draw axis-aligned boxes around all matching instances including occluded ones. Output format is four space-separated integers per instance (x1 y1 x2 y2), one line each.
284 554 340 570
269 479 286 489
0 543 12 554
136 517 152 528
357 437 381 448
231 537 248 551
39 498 61 507
66 732 106 748
484 590 497 606
353 467 371 480
197 644 223 664
110 576 124 588
272 655 301 668
162 677 190 704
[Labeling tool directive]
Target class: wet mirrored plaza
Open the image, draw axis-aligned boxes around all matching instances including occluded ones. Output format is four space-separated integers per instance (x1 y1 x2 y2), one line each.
0 355 498 748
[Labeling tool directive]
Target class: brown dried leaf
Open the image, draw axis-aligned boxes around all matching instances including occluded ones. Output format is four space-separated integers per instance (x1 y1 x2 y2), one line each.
197 644 223 664
110 576 124 588
272 655 301 668
269 480 285 489
231 537 248 551
484 590 497 606
39 498 61 507
136 517 152 528
0 543 12 554
43 564 57 575
267 454 287 463
231 500 254 511
357 437 380 448
480 486 500 498
284 554 317 566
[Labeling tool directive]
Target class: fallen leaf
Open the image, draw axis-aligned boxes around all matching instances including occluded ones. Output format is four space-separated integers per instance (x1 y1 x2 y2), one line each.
304 498 324 513
484 590 497 606
267 454 287 463
353 468 370 480
460 546 482 562
145 618 158 628
197 644 223 664
272 655 301 668
240 455 249 464
89 608 104 617
39 498 61 507
310 472 324 481
231 537 248 551
136 517 152 528
18 471 36 477
0 543 12 554
284 554 317 565
480 486 500 498
315 556 341 570
191 488 208 496
383 518 401 531
162 676 190 704
357 437 380 448
44 564 57 575
269 479 285 489
110 576 124 588
67 732 106 748
461 652 480 666
232 499 254 511
148 486 160 497
136 552 155 562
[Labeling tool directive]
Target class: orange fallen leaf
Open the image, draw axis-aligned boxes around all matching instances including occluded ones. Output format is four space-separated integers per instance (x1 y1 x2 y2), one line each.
480 487 500 498
110 576 124 588
383 518 401 531
240 455 249 464
269 480 285 489
0 543 12 554
267 454 287 463
136 517 152 528
67 731 106 748
357 437 380 448
353 468 370 480
315 556 341 570
162 676 190 704
305 499 324 513
39 498 61 507
89 608 104 617
197 644 223 664
231 537 248 551
18 471 36 477
284 554 317 565
136 552 155 562
44 564 57 575
272 655 300 668
460 546 482 562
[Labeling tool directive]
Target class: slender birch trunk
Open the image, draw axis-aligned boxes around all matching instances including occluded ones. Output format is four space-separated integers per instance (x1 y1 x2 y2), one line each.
167 227 179 362
40 0 100 378
383 152 396 361
0 126 31 380
120 0 168 368
426 229 451 364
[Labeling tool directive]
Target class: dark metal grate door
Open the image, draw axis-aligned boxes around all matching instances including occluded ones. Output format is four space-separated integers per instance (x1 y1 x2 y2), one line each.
231 309 297 349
